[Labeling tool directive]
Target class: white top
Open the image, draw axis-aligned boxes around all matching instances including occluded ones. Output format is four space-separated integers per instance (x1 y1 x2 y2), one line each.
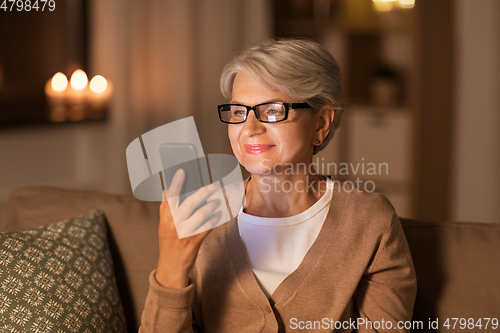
237 176 334 298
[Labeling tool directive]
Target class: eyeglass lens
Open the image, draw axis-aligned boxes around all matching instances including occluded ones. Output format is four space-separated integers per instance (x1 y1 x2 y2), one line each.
220 103 286 123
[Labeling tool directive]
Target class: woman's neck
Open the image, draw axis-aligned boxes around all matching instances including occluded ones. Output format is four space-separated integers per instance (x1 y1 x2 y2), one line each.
243 173 327 218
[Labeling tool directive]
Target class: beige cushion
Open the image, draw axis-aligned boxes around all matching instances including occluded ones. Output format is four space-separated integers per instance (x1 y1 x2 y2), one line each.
4 186 160 332
401 218 500 330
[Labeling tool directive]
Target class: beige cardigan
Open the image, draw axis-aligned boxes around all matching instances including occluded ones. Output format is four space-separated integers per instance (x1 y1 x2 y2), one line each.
139 181 417 332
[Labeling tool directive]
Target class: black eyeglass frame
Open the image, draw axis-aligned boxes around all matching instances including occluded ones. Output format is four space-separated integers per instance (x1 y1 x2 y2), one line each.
217 102 310 124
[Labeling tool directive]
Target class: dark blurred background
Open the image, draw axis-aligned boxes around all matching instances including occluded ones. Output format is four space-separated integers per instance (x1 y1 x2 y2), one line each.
1 0 499 224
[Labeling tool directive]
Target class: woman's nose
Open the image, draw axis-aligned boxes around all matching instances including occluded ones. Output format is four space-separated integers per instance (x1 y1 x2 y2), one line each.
242 110 266 136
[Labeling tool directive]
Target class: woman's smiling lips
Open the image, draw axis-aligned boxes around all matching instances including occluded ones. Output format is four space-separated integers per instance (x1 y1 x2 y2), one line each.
244 144 275 154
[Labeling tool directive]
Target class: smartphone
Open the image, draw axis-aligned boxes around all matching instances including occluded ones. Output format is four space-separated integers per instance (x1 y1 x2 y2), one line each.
159 143 211 205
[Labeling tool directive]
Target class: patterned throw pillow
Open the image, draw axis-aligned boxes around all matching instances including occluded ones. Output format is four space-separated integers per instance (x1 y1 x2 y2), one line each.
0 209 127 333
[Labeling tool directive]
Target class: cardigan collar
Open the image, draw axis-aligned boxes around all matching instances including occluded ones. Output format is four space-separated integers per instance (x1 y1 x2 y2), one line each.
225 176 348 309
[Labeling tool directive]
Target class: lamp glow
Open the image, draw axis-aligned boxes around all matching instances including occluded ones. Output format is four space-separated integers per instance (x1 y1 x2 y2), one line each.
90 75 108 93
51 72 68 92
373 0 415 11
373 0 395 12
398 0 415 8
70 69 88 91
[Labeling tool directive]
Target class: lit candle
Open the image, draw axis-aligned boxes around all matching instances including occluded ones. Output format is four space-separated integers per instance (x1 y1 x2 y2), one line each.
66 69 88 121
45 69 112 122
88 75 112 119
45 72 68 122
70 69 88 90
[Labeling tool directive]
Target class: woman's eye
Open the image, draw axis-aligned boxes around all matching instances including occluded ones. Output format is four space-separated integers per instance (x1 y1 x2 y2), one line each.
265 108 283 115
233 110 246 116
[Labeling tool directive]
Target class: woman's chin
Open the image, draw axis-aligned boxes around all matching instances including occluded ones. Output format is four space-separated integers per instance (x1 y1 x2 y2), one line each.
241 160 275 176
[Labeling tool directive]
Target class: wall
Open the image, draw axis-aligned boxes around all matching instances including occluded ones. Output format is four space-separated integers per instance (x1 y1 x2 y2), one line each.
451 0 500 223
2 0 499 224
0 0 271 208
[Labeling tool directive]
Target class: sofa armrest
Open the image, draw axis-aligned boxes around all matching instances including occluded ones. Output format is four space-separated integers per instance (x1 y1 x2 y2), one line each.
401 218 500 330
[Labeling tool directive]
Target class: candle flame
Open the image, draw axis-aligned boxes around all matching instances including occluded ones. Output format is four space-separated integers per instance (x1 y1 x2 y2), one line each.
70 69 88 91
90 75 108 93
51 72 68 92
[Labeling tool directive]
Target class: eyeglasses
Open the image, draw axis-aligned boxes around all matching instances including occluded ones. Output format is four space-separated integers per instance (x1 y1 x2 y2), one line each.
217 102 310 124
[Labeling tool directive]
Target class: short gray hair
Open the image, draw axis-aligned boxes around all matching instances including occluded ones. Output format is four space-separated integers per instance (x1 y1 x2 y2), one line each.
220 38 344 155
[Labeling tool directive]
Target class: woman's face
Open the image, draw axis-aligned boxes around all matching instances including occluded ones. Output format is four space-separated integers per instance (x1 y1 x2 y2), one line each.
228 72 317 176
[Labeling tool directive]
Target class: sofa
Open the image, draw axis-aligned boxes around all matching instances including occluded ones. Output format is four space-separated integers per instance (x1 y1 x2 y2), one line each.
1 185 499 332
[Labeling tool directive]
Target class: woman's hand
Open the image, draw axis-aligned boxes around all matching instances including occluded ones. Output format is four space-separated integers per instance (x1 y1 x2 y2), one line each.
155 168 222 289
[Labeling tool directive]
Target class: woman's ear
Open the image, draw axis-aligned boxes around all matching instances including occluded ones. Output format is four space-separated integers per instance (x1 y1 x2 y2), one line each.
313 106 335 145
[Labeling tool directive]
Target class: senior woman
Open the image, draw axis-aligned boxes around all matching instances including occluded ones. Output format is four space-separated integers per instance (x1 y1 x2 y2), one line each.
140 38 417 332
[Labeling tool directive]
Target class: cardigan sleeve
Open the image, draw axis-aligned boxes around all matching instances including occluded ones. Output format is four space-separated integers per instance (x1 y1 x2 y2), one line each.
355 213 417 333
138 270 202 333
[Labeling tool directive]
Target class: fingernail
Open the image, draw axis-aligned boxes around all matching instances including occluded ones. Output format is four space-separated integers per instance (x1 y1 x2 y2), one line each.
208 184 217 192
207 197 220 204
175 168 184 178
